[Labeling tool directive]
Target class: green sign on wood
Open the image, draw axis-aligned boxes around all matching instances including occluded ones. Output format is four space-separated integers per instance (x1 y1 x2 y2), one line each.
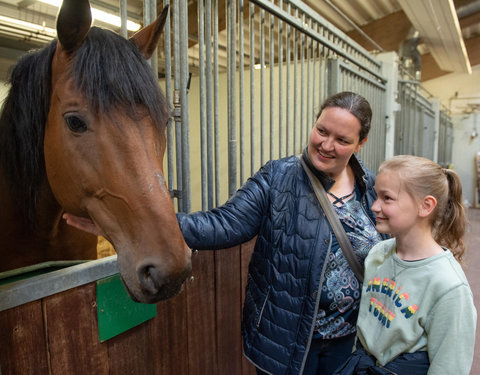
96 274 157 342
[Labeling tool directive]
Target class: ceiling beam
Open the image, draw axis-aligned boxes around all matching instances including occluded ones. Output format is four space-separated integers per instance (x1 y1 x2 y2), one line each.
459 10 480 28
421 34 480 81
345 10 412 52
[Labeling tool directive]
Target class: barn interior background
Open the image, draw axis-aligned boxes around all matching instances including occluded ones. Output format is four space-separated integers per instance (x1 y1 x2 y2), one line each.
0 0 480 374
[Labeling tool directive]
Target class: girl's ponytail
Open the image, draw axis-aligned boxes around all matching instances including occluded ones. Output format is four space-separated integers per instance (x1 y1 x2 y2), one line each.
435 169 466 262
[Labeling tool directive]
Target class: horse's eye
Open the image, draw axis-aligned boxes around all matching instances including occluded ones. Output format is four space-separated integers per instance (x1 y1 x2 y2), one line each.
65 115 88 133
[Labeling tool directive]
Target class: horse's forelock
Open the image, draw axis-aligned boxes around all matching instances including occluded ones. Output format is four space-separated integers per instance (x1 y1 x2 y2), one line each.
73 27 170 130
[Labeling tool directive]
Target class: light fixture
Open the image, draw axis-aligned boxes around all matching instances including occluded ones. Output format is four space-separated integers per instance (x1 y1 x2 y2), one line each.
37 0 141 32
0 15 56 42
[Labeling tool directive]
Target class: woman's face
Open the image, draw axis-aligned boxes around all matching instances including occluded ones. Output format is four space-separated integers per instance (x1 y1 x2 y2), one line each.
308 107 366 179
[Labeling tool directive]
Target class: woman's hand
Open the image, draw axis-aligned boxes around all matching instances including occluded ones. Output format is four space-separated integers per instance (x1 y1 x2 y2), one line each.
62 213 101 237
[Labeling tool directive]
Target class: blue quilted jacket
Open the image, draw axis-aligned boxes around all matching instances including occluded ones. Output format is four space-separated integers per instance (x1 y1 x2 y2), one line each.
177 153 381 375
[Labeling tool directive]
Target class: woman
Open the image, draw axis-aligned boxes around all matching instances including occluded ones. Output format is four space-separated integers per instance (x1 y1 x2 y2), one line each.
64 91 385 375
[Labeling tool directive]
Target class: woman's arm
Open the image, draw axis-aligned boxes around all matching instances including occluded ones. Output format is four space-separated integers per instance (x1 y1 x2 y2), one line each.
178 162 272 250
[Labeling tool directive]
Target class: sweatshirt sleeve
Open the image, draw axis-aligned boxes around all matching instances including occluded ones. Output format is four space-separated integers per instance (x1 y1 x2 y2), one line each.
424 284 477 375
176 161 273 250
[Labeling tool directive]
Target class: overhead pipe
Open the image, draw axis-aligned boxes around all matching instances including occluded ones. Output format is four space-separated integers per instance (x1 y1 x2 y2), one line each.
324 0 384 52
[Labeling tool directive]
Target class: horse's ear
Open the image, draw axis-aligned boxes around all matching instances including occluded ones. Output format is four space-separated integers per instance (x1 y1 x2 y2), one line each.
56 0 92 52
130 5 169 60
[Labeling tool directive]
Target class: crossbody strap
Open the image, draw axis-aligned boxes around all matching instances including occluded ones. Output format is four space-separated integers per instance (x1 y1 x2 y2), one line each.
299 156 365 282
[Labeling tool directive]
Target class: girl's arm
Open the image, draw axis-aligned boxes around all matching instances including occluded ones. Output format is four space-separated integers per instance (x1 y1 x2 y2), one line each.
424 284 477 375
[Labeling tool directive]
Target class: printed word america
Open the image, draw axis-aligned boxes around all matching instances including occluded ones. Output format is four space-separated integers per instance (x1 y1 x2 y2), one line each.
364 277 418 328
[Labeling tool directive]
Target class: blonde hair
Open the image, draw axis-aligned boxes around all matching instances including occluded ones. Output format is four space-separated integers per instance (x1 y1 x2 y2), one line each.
378 155 466 262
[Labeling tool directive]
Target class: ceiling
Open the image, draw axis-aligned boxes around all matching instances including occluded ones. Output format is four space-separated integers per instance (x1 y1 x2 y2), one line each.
0 0 479 83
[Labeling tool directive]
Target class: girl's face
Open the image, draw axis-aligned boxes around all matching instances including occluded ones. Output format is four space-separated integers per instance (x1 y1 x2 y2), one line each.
372 171 421 237
308 107 366 179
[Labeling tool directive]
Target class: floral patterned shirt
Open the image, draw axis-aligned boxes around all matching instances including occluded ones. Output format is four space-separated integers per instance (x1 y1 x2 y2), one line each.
313 187 382 339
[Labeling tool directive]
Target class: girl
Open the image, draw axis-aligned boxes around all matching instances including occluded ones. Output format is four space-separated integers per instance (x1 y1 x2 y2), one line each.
334 155 477 375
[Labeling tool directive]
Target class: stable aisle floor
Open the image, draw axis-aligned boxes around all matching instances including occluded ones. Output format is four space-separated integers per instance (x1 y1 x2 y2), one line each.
465 208 480 374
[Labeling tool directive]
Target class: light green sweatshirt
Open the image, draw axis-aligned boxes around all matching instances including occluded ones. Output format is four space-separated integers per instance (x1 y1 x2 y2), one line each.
356 238 476 375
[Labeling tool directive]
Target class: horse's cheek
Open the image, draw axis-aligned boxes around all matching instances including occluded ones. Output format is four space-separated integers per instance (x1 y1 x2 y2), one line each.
44 127 84 215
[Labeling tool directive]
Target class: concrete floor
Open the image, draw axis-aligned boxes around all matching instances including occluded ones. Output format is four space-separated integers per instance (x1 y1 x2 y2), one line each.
464 208 480 374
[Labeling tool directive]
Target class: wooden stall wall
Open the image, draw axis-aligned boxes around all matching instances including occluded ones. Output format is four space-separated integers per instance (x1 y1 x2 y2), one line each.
0 240 257 375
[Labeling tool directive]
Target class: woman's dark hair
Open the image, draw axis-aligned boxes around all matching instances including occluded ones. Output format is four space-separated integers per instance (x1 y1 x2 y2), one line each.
315 91 372 141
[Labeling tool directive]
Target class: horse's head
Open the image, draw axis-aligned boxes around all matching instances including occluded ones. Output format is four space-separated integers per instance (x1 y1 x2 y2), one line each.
43 0 191 303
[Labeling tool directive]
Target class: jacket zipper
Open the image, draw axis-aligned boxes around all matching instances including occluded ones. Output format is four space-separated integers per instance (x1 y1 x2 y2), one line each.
298 232 332 375
256 286 271 328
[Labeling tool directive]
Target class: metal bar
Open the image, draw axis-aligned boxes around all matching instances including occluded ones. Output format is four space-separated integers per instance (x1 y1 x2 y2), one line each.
150 0 158 76
260 9 266 165
278 0 284 158
248 0 384 81
214 0 220 206
119 0 127 39
206 0 214 209
198 0 207 210
227 0 237 196
269 12 274 160
239 0 245 184
164 0 174 200
300 13 305 148
306 17 312 138
0 257 119 312
172 1 183 211
180 0 191 212
285 1 291 155
293 7 298 153
250 2 256 176
324 0 383 52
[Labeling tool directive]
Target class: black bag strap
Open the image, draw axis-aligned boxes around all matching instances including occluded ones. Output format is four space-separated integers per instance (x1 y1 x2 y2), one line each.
299 156 365 282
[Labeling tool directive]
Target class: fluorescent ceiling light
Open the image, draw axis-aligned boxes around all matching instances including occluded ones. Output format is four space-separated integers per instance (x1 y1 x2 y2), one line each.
38 0 141 32
0 15 56 38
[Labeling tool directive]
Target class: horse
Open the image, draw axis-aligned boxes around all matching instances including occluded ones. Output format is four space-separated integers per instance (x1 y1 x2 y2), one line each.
0 0 191 304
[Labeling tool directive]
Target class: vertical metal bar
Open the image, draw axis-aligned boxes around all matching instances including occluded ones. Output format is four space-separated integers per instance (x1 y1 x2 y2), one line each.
198 0 207 210
180 0 190 212
143 0 151 66
278 0 284 158
300 13 305 148
150 0 158 76
239 0 245 184
227 0 237 196
293 7 298 153
164 0 174 200
269 12 274 160
119 0 127 39
206 0 214 209
250 3 255 176
214 0 220 206
172 1 183 211
260 9 265 165
312 22 317 123
306 17 312 136
286 1 291 156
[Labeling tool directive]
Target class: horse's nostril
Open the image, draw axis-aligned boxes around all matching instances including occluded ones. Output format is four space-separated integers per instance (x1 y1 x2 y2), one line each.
138 264 164 295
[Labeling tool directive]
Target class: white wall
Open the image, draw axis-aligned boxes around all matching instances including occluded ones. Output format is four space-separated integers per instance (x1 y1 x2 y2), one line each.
422 65 480 206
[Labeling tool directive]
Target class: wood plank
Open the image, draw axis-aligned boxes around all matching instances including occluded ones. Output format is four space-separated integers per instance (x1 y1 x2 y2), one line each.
240 238 258 375
106 289 188 375
44 283 109 374
215 245 242 375
186 250 217 375
0 300 49 374
152 291 189 374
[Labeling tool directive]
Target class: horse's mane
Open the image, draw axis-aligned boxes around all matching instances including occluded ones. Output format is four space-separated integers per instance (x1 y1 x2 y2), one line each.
0 27 170 230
